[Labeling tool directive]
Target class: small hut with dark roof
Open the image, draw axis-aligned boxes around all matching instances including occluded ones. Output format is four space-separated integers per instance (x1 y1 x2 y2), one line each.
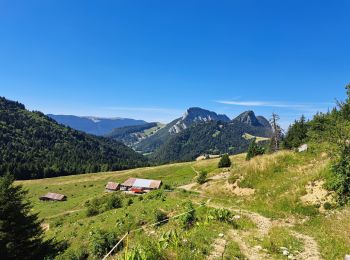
39 192 66 202
105 182 120 192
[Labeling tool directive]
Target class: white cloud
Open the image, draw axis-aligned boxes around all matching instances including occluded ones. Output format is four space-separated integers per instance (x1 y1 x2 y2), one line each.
216 100 334 110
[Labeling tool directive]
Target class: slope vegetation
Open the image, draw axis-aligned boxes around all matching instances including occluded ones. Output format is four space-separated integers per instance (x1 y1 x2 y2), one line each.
150 119 271 163
0 97 147 179
106 122 164 146
18 149 350 259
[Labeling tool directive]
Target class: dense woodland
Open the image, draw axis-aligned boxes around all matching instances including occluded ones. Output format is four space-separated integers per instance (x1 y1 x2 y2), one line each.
0 97 148 180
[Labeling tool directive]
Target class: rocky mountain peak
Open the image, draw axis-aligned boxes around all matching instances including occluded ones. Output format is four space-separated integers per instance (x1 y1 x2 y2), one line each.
234 110 264 127
169 107 230 134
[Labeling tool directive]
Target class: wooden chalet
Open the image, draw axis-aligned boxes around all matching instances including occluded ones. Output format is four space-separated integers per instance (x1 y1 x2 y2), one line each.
39 192 66 202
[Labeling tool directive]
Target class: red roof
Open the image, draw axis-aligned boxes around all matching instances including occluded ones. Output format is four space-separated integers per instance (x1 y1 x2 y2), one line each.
121 178 162 189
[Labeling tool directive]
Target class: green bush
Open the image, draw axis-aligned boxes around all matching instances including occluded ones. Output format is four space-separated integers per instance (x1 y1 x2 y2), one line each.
246 139 265 160
326 146 350 205
88 229 118 258
106 194 122 210
207 208 236 226
218 154 231 168
323 202 332 210
126 198 134 206
154 209 168 226
86 205 99 217
196 170 207 184
144 189 166 201
179 201 195 229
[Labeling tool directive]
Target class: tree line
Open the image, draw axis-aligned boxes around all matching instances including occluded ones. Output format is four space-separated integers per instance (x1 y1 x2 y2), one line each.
0 97 148 180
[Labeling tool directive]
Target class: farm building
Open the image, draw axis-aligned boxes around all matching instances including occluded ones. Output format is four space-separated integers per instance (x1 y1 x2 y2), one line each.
39 192 66 201
121 178 162 192
105 182 120 192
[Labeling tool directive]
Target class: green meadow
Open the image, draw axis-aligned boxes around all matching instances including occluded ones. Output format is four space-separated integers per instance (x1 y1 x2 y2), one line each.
17 151 350 259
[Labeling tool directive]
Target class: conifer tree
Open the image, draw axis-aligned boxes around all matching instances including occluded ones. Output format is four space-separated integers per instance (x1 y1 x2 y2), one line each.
283 115 309 149
218 154 231 168
0 174 58 259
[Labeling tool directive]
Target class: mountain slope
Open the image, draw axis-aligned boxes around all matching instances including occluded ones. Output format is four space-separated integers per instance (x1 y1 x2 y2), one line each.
48 114 147 136
134 107 231 153
169 107 230 133
0 97 147 179
106 122 164 146
150 118 271 163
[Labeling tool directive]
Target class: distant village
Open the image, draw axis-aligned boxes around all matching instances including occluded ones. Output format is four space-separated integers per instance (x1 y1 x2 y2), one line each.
39 177 162 202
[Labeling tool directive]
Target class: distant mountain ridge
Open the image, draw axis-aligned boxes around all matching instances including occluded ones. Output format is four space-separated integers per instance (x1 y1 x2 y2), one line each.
134 107 231 153
169 107 230 133
134 107 272 158
0 97 147 179
48 114 147 136
150 117 271 163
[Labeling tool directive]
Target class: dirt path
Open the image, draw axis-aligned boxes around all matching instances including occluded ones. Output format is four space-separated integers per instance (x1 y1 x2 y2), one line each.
291 231 321 260
178 182 198 191
205 201 321 260
207 236 227 260
182 170 322 260
229 230 271 260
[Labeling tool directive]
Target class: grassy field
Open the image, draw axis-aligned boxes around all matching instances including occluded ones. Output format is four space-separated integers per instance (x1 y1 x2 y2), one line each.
17 150 350 259
242 133 270 143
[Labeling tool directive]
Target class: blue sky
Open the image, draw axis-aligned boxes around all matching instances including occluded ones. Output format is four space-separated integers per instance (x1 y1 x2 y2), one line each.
0 0 349 128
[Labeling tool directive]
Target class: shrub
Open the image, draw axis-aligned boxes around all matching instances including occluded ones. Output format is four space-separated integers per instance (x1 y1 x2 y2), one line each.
218 154 231 168
154 209 168 226
326 146 350 205
86 205 99 217
106 194 122 210
179 201 195 229
323 202 332 210
145 189 166 201
126 198 133 206
88 229 118 257
196 170 207 184
207 208 236 226
246 139 265 160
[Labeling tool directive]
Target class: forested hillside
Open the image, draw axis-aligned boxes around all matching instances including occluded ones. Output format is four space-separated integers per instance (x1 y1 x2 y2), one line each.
0 97 148 179
106 122 163 146
151 119 271 163
134 108 272 156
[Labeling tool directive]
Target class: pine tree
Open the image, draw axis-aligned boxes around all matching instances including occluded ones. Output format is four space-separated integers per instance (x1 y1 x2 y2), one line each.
218 154 231 168
0 174 58 259
283 115 309 149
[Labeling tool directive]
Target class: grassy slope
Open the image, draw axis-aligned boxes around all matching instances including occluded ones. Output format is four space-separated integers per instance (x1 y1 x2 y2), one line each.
18 151 350 259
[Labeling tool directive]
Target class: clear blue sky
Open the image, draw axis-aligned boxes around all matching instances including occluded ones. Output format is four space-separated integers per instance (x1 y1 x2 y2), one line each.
0 0 349 128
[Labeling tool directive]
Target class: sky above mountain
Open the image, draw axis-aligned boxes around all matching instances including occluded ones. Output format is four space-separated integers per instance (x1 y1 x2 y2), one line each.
0 0 349 129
